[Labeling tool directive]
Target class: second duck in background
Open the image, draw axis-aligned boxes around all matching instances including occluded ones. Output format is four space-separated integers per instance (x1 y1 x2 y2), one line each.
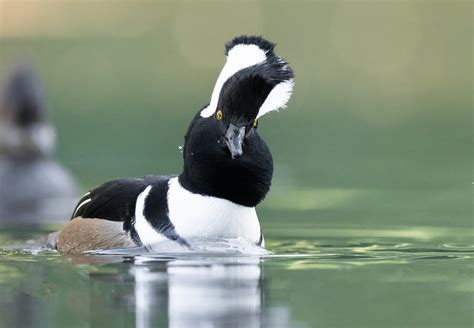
0 65 78 227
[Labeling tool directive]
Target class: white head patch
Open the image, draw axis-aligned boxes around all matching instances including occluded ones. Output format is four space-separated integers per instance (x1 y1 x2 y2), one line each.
256 79 294 119
200 37 294 119
200 44 267 118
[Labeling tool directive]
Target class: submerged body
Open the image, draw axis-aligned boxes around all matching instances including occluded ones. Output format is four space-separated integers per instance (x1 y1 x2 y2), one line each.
0 158 77 225
54 35 294 253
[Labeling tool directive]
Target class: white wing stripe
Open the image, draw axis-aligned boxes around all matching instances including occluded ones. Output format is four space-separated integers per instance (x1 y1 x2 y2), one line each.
73 198 91 217
134 186 165 246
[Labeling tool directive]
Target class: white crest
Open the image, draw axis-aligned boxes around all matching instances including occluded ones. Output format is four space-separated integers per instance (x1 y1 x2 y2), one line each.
200 44 267 118
200 39 294 119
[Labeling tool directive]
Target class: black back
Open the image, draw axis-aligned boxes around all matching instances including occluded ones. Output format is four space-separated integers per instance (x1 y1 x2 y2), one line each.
71 176 168 244
72 177 153 222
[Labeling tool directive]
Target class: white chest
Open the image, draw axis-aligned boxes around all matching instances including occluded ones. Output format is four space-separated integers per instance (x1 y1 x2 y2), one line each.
167 177 261 244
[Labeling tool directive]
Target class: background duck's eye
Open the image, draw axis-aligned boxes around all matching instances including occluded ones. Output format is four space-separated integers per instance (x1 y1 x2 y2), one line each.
216 110 223 120
252 119 258 128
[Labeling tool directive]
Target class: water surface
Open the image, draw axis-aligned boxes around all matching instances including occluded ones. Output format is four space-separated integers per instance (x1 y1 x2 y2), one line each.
0 223 472 328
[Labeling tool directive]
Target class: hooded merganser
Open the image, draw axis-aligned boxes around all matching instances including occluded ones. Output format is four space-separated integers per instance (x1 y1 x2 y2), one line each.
54 35 294 253
0 65 78 226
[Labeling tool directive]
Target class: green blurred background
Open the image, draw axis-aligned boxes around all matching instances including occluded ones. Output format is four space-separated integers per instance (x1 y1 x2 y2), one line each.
0 0 472 230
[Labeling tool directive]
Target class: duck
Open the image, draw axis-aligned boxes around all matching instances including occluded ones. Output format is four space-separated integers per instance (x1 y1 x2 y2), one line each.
0 64 78 227
52 35 294 253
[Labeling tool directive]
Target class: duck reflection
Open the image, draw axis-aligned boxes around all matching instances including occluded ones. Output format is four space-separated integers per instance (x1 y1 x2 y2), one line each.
132 257 264 328
84 250 294 328
0 251 293 327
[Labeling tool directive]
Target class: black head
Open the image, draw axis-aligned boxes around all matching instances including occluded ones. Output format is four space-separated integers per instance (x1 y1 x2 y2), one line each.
0 65 55 158
1 65 48 127
201 35 294 158
179 35 294 207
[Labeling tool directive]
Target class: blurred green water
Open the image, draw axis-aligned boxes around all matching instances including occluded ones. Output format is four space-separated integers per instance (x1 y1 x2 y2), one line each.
0 1 472 327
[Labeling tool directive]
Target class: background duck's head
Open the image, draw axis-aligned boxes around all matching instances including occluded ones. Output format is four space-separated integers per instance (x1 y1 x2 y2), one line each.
180 35 294 207
0 64 55 159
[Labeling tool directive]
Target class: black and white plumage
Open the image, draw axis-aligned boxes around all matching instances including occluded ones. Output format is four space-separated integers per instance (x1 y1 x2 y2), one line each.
55 35 294 253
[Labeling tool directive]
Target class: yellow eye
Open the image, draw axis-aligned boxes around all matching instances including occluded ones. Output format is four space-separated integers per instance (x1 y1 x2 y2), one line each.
252 119 258 128
216 110 223 121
